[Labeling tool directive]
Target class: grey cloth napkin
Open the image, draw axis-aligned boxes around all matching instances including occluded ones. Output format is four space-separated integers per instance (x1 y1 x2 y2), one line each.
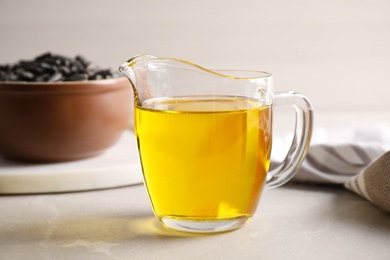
273 123 390 212
344 151 390 212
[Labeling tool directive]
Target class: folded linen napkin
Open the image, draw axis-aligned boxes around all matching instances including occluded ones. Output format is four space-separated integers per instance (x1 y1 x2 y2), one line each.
272 123 390 212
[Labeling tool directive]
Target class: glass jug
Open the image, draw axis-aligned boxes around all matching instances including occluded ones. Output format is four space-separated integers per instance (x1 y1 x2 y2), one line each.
119 55 313 233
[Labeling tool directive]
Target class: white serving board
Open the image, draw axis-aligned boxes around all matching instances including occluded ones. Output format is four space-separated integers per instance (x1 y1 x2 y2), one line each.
0 130 143 194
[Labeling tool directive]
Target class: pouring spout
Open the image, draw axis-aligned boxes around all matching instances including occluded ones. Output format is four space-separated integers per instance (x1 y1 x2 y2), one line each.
118 59 141 107
118 55 157 106
118 61 135 83
118 54 156 87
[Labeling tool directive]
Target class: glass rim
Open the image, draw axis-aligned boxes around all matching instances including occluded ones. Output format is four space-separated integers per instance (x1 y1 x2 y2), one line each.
124 55 273 80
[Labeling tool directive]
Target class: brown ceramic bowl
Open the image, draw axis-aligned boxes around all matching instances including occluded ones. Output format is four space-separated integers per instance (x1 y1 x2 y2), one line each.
0 77 133 162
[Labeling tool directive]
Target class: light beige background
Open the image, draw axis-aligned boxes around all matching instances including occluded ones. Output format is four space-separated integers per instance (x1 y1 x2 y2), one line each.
1 0 389 111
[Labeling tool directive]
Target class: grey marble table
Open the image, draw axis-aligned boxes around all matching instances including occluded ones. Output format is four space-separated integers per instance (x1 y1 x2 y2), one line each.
1 182 389 260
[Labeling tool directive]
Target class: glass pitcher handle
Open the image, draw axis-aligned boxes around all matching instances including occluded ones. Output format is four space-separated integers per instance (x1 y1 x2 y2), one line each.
265 91 314 189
